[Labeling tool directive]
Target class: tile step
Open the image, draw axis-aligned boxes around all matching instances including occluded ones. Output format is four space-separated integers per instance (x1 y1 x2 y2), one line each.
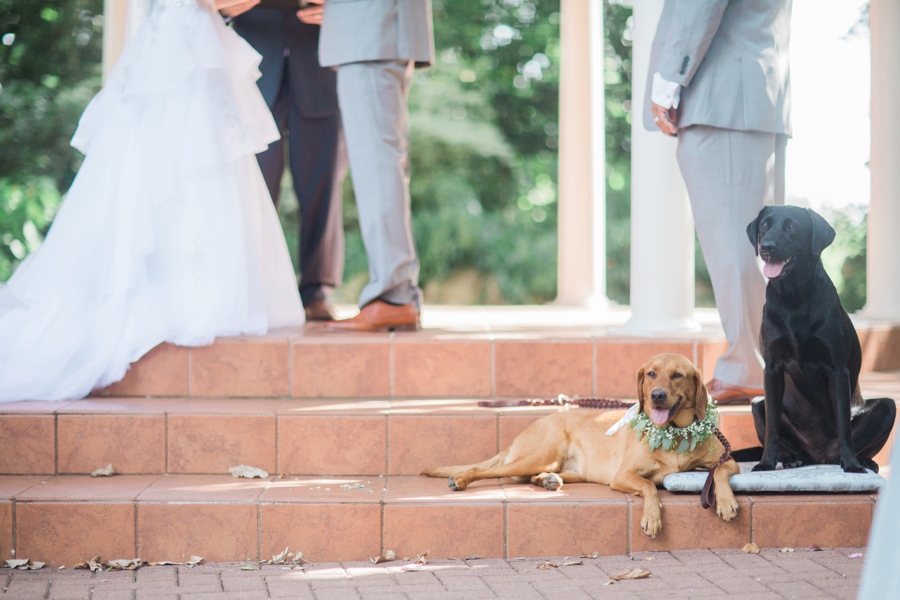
62 320 900 400
0 474 876 566
1 398 895 476
0 399 769 476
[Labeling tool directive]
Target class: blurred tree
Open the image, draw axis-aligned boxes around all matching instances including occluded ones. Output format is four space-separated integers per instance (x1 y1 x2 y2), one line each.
0 0 103 279
821 205 867 313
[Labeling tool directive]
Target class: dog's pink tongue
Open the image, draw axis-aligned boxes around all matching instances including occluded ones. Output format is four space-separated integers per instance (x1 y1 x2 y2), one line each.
763 260 785 279
650 408 670 425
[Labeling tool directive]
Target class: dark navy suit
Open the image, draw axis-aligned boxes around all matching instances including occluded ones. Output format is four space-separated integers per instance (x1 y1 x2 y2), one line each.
233 9 346 305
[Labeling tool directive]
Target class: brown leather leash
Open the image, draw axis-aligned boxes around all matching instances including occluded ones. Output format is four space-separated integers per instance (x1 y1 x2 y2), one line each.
700 428 732 509
477 396 733 510
477 396 636 410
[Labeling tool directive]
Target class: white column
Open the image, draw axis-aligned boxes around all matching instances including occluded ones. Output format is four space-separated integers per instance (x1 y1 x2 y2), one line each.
102 0 128 80
864 0 900 321
619 0 699 334
556 0 607 308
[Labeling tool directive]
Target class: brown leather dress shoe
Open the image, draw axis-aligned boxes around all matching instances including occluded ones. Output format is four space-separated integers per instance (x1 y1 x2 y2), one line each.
304 299 336 322
706 379 764 405
324 299 420 332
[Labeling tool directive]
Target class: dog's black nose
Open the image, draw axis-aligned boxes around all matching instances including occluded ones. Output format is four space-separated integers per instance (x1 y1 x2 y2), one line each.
760 240 776 252
650 389 667 405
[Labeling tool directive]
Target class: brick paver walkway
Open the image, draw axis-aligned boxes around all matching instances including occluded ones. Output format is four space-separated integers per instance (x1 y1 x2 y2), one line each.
0 547 866 599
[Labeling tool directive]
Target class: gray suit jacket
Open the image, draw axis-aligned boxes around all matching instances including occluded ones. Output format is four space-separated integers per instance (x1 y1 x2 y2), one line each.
318 0 434 69
643 0 792 135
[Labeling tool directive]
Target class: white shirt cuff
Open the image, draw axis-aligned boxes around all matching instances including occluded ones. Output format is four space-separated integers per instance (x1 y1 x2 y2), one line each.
651 72 681 110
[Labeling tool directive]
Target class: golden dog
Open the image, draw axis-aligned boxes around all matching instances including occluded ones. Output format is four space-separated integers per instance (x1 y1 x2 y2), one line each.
422 353 740 537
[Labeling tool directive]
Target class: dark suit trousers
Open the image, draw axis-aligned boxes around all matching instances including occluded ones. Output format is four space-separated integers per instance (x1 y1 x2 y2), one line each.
232 10 347 305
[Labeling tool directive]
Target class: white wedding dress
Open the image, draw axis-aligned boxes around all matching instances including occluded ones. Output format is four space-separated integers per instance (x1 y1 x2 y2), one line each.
0 0 304 402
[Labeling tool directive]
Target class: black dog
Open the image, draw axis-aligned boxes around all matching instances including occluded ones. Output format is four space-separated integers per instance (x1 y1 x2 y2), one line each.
745 205 895 473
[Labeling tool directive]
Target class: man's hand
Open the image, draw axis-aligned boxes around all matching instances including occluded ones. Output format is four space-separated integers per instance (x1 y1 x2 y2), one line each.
651 102 678 136
297 0 323 24
217 0 259 17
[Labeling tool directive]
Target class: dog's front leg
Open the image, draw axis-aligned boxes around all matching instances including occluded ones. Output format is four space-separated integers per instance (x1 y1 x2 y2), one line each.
714 459 741 521
830 367 866 473
754 364 785 471
611 470 662 538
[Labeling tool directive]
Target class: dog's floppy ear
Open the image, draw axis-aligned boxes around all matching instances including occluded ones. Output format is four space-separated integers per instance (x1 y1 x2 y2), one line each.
636 365 647 414
746 211 762 256
807 209 836 257
693 370 709 421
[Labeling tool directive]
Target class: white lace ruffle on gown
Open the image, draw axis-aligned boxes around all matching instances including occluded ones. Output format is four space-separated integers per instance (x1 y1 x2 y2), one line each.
0 0 304 402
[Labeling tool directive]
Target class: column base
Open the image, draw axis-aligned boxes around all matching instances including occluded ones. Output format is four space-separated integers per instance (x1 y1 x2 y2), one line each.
615 314 702 337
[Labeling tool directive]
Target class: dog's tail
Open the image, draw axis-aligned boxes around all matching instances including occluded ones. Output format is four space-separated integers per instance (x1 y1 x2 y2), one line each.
420 449 510 478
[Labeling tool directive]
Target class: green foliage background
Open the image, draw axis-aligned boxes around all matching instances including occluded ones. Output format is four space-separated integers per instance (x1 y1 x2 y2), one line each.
0 0 102 281
0 0 869 311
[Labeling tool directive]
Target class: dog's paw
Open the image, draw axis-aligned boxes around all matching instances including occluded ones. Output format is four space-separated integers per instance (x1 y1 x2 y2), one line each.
640 513 662 538
448 476 467 491
542 473 563 491
840 460 867 474
783 456 806 469
530 472 563 491
752 461 776 472
716 497 739 522
860 458 879 474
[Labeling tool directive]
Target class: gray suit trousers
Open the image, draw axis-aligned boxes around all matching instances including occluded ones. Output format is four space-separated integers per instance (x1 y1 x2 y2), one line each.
337 60 422 308
677 125 786 389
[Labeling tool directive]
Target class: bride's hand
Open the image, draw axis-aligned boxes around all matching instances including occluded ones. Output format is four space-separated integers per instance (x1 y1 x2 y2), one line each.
217 0 259 17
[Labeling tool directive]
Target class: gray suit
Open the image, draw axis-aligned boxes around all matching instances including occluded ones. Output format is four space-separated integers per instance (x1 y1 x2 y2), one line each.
645 0 792 389
319 0 434 309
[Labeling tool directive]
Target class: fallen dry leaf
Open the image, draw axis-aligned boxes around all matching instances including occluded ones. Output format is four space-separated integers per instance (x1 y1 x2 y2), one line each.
780 547 794 553
465 555 483 561
610 568 651 581
148 561 180 566
603 580 616 586
240 565 257 571
74 556 103 572
580 552 599 559
371 550 396 564
187 557 203 567
105 559 145 570
4 559 44 570
413 551 429 565
562 560 584 567
401 564 423 572
229 465 269 479
742 543 761 554
537 563 554 570
807 544 823 552
848 553 864 559
268 547 291 565
91 464 115 477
